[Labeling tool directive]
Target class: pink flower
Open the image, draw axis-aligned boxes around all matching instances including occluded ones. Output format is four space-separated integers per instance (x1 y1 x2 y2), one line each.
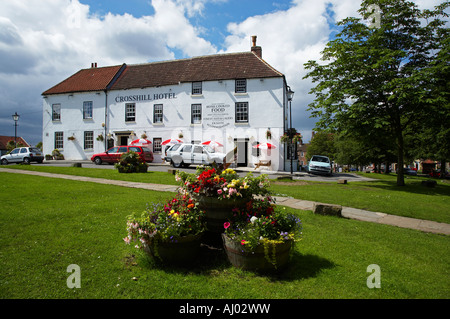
223 222 230 229
123 236 131 245
217 189 223 195
241 240 247 246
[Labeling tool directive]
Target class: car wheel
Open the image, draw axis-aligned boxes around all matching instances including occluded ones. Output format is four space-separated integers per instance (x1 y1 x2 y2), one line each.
1 159 8 165
172 160 182 168
23 157 30 164
94 157 102 165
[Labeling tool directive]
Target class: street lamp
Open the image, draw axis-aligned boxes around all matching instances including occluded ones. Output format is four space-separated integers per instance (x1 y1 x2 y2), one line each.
286 87 294 175
12 112 20 147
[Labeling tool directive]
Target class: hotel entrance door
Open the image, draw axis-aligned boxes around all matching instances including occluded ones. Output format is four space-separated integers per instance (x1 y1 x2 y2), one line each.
234 138 248 167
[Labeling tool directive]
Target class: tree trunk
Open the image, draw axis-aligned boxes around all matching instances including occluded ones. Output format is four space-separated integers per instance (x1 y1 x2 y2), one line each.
396 133 405 186
440 159 447 179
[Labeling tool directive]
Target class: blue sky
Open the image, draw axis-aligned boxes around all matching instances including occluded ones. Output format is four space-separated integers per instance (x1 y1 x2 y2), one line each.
0 0 444 146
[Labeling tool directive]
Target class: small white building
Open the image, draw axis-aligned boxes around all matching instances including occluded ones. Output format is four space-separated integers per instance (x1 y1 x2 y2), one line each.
42 37 297 171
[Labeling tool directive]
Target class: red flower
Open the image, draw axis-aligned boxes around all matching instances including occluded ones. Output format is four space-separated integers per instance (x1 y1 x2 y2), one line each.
223 222 230 229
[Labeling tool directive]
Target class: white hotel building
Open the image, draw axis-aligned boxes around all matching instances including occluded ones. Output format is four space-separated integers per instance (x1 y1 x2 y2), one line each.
42 37 297 171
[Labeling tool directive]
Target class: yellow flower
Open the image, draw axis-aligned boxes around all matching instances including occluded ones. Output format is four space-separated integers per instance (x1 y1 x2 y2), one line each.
170 209 175 214
222 168 236 175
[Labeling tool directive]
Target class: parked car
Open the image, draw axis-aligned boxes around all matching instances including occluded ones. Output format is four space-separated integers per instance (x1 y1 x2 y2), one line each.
1 147 44 165
165 143 226 168
307 155 332 176
403 167 417 176
91 145 154 165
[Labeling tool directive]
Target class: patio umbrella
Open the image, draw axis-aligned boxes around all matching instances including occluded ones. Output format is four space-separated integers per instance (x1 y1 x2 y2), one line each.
201 140 223 147
161 138 183 145
252 143 277 149
130 138 152 146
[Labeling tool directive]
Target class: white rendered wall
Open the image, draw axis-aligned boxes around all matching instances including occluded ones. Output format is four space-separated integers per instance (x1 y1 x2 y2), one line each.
43 77 288 170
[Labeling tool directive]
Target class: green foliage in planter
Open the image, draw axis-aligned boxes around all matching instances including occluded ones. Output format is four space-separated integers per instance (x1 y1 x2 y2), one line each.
114 150 148 173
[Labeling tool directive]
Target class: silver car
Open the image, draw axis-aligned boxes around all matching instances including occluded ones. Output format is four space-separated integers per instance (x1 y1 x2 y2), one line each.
1 147 44 165
307 155 332 176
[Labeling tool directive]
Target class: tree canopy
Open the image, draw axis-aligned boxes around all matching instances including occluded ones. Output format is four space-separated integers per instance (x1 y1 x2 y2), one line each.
303 0 449 185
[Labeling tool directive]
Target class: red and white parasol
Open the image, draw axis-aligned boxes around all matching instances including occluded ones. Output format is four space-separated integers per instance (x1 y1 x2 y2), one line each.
201 140 223 147
130 138 152 146
161 138 183 145
252 143 277 149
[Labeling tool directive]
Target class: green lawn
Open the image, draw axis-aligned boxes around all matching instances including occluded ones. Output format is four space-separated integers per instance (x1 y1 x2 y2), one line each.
1 172 449 299
271 174 450 224
2 165 449 224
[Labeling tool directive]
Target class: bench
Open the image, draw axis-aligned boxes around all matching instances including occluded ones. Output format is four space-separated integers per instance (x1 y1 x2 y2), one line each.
254 160 271 169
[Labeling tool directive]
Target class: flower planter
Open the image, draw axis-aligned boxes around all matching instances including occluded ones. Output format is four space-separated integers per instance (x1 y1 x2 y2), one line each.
144 233 203 265
222 234 293 272
193 195 247 233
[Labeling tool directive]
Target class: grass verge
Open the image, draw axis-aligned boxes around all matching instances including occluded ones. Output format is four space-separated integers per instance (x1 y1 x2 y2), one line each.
2 165 449 224
0 172 449 299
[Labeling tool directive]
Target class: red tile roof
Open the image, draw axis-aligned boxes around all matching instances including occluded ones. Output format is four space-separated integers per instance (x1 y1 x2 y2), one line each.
0 136 30 149
42 51 284 95
42 64 125 95
110 52 283 90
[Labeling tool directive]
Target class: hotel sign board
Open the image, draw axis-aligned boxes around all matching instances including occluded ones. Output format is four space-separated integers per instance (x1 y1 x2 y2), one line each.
204 103 233 128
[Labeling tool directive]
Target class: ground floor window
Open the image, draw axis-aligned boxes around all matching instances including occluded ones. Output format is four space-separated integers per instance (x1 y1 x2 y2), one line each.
55 131 64 149
84 131 93 150
153 137 162 153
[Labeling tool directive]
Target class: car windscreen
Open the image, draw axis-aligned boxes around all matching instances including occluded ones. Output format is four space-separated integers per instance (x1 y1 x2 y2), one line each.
30 148 41 153
311 156 329 163
141 147 152 153
169 144 181 151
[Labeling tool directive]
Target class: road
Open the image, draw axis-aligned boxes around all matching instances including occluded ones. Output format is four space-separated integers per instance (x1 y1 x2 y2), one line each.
37 160 376 182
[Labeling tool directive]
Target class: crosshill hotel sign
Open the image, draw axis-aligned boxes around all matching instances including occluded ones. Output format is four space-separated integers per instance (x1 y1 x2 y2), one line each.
114 92 176 103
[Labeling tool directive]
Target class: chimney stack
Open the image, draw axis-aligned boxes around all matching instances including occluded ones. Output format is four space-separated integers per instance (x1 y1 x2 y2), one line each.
91 62 97 68
251 35 262 58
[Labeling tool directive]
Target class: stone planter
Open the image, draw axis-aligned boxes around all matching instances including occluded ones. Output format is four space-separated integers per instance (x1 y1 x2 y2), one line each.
144 233 203 265
222 234 294 272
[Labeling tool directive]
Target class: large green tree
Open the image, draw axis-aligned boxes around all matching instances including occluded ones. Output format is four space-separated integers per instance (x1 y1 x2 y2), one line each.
303 0 449 186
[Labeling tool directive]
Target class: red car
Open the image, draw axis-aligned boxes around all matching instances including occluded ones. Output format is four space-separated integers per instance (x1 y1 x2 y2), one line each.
91 146 154 165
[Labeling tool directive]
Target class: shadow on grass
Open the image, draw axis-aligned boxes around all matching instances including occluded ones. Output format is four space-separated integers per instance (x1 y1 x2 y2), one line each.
134 244 335 282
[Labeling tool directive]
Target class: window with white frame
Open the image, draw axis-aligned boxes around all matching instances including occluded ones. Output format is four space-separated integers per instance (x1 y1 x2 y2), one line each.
235 79 247 93
192 81 202 95
235 102 248 123
125 103 135 122
153 104 163 123
191 104 202 124
83 101 93 119
55 131 64 149
84 131 93 150
153 137 162 153
52 104 61 121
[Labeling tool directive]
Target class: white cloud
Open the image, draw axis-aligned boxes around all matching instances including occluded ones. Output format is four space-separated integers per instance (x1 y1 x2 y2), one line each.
0 0 217 144
1 0 442 145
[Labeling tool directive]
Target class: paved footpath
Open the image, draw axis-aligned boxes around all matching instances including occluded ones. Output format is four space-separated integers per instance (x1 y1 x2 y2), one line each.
2 167 449 236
